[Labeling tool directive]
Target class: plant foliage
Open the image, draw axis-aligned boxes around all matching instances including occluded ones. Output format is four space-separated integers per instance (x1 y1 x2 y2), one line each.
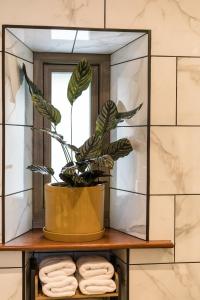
23 59 142 187
67 58 92 105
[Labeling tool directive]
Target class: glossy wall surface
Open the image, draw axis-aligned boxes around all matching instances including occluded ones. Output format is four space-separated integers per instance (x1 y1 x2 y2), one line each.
3 30 33 244
110 34 148 240
0 0 200 299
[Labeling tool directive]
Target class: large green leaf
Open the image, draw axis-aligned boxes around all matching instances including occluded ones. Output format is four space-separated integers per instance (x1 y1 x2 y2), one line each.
90 155 114 169
78 135 102 160
67 59 92 105
22 63 42 96
95 100 118 136
79 170 110 186
66 144 79 152
59 173 75 186
117 103 143 123
27 165 54 176
102 138 133 161
61 164 77 175
32 94 61 126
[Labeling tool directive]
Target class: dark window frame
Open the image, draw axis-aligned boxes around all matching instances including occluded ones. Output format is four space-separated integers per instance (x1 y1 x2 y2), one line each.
33 53 110 228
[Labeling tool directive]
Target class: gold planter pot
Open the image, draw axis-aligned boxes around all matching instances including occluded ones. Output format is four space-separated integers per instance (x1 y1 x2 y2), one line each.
43 183 105 242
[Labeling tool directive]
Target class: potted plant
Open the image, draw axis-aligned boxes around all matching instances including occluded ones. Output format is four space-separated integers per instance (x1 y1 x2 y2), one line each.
23 59 142 242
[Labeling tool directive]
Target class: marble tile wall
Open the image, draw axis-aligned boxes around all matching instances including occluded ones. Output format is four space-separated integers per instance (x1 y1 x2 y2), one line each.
106 1 200 299
3 31 33 243
0 1 200 299
0 251 23 299
129 263 200 300
110 34 149 240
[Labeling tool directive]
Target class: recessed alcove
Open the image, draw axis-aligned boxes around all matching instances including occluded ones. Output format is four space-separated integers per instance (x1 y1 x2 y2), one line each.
2 25 152 245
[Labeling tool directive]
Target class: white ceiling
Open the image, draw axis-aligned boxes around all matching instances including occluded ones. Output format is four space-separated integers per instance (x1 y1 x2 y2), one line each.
8 28 145 54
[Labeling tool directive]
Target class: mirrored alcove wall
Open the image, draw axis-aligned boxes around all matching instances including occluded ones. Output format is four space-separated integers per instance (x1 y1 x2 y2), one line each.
2 26 150 243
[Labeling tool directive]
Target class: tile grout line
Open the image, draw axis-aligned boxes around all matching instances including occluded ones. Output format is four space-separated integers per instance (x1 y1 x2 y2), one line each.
110 55 148 66
6 28 33 52
104 0 106 28
5 51 33 64
152 54 200 58
110 187 146 196
5 188 33 197
111 32 147 56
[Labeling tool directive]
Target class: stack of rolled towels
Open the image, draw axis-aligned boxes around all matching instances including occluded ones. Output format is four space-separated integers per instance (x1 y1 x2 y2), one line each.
39 256 78 297
39 255 116 297
77 255 116 295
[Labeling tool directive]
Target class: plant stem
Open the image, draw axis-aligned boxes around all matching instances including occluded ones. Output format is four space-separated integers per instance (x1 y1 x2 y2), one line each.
52 124 72 163
70 105 73 158
52 174 59 183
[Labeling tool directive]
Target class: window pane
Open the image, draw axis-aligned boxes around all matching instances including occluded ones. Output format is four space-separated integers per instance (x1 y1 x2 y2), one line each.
51 72 91 181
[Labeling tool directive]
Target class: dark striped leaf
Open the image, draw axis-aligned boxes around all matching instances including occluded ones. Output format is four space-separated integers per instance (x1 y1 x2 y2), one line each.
59 173 75 186
102 138 133 161
67 59 92 105
22 63 42 96
27 165 54 176
61 164 77 176
66 144 79 152
78 135 102 160
96 100 118 136
90 155 114 169
79 170 110 185
117 103 143 123
32 94 61 126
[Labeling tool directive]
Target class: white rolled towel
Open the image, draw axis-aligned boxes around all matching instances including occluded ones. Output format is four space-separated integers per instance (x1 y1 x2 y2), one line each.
78 276 116 295
39 256 76 284
42 276 78 297
77 256 114 279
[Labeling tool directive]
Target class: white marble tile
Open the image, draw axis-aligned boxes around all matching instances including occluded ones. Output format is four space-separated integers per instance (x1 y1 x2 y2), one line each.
5 30 33 62
175 195 200 262
5 53 33 125
110 189 146 239
151 57 176 125
5 190 32 242
5 126 32 195
111 127 147 194
74 31 144 54
106 0 200 56
0 252 22 267
0 0 104 29
9 28 75 53
177 58 200 125
149 196 174 241
130 263 200 300
111 34 148 65
150 127 200 194
111 57 148 126
0 268 22 299
130 248 174 264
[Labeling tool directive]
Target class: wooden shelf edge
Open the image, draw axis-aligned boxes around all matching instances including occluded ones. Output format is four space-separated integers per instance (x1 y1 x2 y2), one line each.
0 229 174 251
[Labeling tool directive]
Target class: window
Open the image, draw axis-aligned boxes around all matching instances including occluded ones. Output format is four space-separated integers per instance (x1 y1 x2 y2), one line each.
33 53 110 227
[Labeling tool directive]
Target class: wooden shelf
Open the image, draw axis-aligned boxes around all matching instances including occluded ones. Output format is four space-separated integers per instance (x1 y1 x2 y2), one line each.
0 229 173 251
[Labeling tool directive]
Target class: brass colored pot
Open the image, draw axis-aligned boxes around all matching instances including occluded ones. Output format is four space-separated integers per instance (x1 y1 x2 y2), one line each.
43 183 105 242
